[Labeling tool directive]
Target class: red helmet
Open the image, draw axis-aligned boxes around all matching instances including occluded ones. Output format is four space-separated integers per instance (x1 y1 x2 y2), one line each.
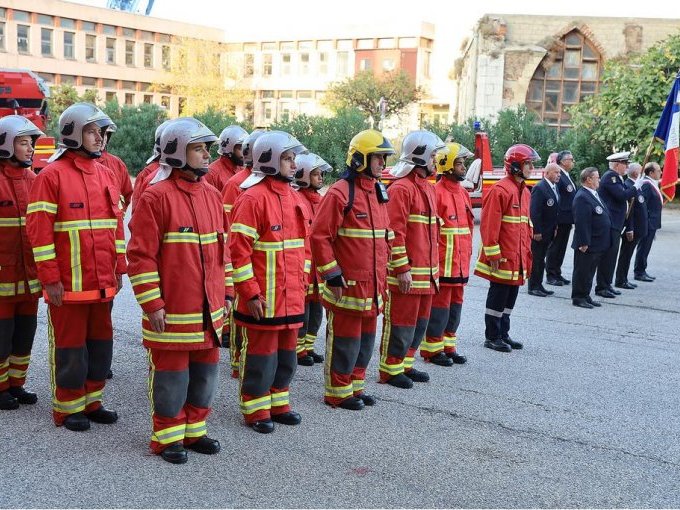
504 144 540 175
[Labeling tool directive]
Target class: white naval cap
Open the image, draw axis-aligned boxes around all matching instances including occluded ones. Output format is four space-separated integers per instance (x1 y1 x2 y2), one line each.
606 151 631 163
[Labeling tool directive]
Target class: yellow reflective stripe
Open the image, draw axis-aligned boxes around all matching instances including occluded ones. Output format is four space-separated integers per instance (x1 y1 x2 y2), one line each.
483 244 501 257
304 259 311 274
142 328 205 343
410 266 438 276
390 255 409 268
444 235 454 276
199 232 218 244
69 231 82 292
444 334 457 348
8 368 27 378
270 390 290 407
475 261 520 280
9 354 31 365
28 279 41 293
419 339 444 352
27 201 58 214
129 271 160 286
85 390 103 406
0 283 17 296
253 238 305 251
225 276 234 287
116 239 126 254
231 223 259 240
33 243 56 262
52 396 86 413
152 424 186 445
337 227 387 238
225 263 233 272
0 372 7 384
321 285 374 312
379 359 403 375
185 421 207 438
501 215 529 224
386 276 432 289
240 394 271 414
324 384 353 398
317 259 339 273
387 230 395 241
441 227 471 235
135 287 161 305
223 204 232 213
0 217 25 227
403 356 415 370
163 232 199 244
53 219 117 232
407 214 437 224
265 251 276 318
391 246 407 255
352 379 365 392
233 263 254 283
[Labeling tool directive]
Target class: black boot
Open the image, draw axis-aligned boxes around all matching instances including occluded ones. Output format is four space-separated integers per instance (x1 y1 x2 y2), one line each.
502 337 523 350
309 350 324 363
63 412 91 431
9 386 37 404
161 443 188 464
333 396 364 410
250 419 274 434
427 352 454 367
297 355 314 366
0 390 19 410
186 436 220 454
386 373 413 389
484 338 512 353
356 393 376 406
86 407 118 424
405 368 430 383
447 351 468 364
272 411 302 425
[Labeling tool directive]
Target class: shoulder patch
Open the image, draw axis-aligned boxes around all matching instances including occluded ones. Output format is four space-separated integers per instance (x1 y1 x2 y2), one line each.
595 206 603 215
547 198 554 207
566 184 574 192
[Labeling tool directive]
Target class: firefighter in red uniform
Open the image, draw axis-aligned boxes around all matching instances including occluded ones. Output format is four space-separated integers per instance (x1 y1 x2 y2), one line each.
311 129 394 410
379 130 444 388
293 152 331 366
127 118 231 464
474 144 537 353
205 125 247 192
222 128 265 378
26 103 126 431
131 119 172 214
420 143 474 366
229 131 309 434
0 116 43 410
99 123 133 213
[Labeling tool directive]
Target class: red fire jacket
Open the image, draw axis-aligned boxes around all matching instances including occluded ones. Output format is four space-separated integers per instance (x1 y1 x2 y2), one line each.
26 151 127 303
297 187 323 301
0 162 40 302
221 167 252 220
310 176 393 316
127 171 233 350
130 160 159 214
474 175 532 285
386 172 438 294
205 156 242 193
229 177 310 330
436 177 474 286
99 150 133 213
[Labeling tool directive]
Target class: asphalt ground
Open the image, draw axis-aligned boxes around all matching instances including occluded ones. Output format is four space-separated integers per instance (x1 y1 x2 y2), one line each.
2 209 680 508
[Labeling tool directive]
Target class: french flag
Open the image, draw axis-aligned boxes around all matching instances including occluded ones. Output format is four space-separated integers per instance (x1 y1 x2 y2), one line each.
654 72 680 202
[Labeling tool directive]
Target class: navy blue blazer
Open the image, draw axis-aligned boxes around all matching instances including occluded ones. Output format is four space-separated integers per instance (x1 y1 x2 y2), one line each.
530 179 559 237
641 178 662 230
572 187 612 253
623 178 648 239
598 170 636 231
555 169 576 224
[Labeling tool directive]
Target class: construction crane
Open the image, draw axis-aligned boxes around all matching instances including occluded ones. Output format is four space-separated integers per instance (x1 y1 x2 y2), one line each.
106 0 155 15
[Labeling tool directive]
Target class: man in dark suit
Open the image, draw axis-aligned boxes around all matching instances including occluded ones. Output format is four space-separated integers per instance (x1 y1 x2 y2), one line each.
528 163 561 296
614 163 647 289
571 168 612 308
546 150 577 286
594 152 641 298
634 162 663 281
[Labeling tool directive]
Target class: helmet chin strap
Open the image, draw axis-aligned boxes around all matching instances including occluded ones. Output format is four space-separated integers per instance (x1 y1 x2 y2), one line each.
273 173 294 183
9 155 32 168
228 153 244 166
182 163 208 177
79 148 102 159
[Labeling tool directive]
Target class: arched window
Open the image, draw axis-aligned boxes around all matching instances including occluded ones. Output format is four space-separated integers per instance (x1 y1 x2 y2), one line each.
526 29 603 131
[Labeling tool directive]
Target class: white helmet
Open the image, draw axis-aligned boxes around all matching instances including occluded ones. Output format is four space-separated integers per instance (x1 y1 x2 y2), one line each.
0 115 44 167
146 119 172 165
217 125 248 156
159 117 217 170
242 129 267 167
390 130 446 178
49 102 114 161
241 131 308 189
294 153 332 188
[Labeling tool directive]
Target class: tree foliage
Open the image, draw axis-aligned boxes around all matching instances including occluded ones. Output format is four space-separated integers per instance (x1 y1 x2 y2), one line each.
193 107 252 159
46 84 99 138
324 70 422 121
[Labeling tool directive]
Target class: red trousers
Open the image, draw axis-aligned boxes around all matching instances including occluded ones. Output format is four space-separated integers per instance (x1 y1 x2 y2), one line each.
47 302 112 425
239 327 297 424
0 300 38 392
379 292 432 382
324 309 377 406
148 346 220 454
297 300 323 358
421 285 465 358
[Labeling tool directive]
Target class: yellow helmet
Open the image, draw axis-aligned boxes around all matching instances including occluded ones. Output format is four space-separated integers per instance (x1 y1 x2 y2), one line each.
436 142 473 174
346 129 395 173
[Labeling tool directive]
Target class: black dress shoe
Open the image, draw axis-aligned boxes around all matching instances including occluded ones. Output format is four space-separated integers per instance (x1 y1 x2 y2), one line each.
0 391 19 410
250 419 274 434
595 289 616 298
64 412 91 431
539 286 554 295
502 337 523 350
528 289 548 297
634 274 654 282
272 411 301 425
387 373 414 389
546 278 563 286
627 281 637 288
331 396 364 411
186 436 221 454
484 338 511 353
607 287 621 295
356 393 376 406
8 386 37 405
85 407 118 424
297 355 314 366
644 273 656 280
161 443 188 464
427 352 454 367
405 368 430 383
586 297 602 307
309 350 324 363
615 282 636 290
573 300 594 309
559 276 571 285
447 351 468 364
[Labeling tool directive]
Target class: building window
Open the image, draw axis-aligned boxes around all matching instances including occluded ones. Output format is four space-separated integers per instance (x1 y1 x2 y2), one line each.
41 28 53 56
13 11 30 22
38 14 54 26
105 91 117 102
60 75 76 85
122 81 136 90
143 94 153 104
244 54 254 77
423 51 430 78
160 95 170 108
17 25 29 54
102 24 116 36
125 93 134 105
81 76 97 86
63 32 74 59
279 103 294 122
359 58 371 71
263 102 273 122
300 52 310 75
281 53 292 75
140 30 153 41
336 51 349 77
158 34 171 43
261 90 275 99
319 52 328 75
144 43 153 68
122 27 135 38
106 38 116 64
161 45 170 70
382 59 394 72
125 40 135 66
85 34 96 62
525 29 603 131
0 8 6 19
297 90 313 99
82 21 96 32
102 78 117 88
38 73 55 83
279 90 294 99
60 18 75 29
263 54 272 76
0 22 6 52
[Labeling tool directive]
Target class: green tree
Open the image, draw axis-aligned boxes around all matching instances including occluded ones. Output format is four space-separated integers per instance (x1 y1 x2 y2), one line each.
193 107 252 159
324 70 422 121
422 117 478 151
489 106 558 166
271 108 368 177
46 84 99 138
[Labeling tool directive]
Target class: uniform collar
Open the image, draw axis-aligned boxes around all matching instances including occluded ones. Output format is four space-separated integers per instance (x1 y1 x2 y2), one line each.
0 161 27 179
300 187 321 202
266 176 293 195
355 174 375 191
440 176 462 191
63 150 98 174
170 169 202 194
